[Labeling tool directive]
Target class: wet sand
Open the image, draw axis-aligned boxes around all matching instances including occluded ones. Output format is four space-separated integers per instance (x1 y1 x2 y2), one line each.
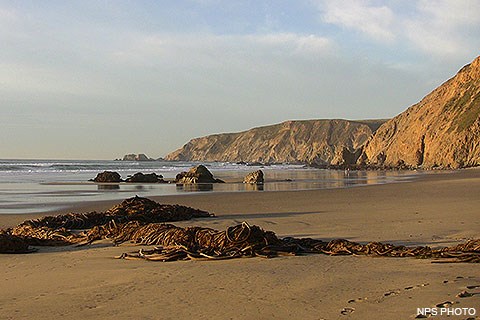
0 169 479 319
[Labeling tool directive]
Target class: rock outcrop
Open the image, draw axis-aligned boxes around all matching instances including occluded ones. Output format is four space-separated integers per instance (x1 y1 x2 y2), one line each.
243 170 264 184
91 171 167 183
125 172 166 183
362 56 480 169
122 154 153 161
175 165 225 184
90 171 123 183
165 119 385 166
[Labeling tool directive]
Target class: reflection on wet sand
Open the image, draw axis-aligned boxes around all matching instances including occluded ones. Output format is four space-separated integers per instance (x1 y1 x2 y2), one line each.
97 184 120 190
0 168 420 214
176 183 266 192
245 183 264 191
176 183 214 192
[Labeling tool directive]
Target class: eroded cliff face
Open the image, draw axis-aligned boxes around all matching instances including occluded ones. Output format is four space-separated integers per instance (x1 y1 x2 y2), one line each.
166 56 480 169
362 56 480 169
165 119 385 165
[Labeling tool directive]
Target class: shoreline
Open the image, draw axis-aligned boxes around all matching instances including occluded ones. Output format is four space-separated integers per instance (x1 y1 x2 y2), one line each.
0 169 426 229
0 168 479 319
0 165 421 215
0 168 459 233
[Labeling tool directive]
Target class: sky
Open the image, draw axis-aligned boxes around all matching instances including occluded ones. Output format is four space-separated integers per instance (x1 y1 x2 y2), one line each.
1 0 479 159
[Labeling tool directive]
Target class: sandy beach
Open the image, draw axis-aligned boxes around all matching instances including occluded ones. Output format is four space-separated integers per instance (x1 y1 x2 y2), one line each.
1 169 479 319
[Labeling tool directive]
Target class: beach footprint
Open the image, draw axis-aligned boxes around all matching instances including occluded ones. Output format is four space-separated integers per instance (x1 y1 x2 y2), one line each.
384 289 400 297
435 301 454 308
340 307 355 315
383 283 428 297
428 279 480 319
401 283 430 292
456 290 479 298
345 282 433 316
442 276 480 298
415 313 432 318
347 297 367 304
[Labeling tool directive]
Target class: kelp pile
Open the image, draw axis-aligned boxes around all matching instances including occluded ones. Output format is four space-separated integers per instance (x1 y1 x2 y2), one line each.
0 197 479 263
1 196 213 250
111 222 480 263
87 221 283 260
17 196 212 230
0 232 36 253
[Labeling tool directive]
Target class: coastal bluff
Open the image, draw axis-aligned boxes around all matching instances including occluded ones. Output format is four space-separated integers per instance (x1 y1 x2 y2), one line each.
164 119 385 166
361 55 480 169
165 56 480 169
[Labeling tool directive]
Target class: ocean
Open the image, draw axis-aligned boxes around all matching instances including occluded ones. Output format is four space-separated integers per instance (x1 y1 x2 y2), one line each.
0 159 418 214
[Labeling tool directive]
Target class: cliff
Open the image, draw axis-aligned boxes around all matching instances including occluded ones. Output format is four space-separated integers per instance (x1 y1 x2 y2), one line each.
362 56 480 169
165 119 386 165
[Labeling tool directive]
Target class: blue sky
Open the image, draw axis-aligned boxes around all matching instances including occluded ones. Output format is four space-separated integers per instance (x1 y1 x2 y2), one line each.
1 0 479 159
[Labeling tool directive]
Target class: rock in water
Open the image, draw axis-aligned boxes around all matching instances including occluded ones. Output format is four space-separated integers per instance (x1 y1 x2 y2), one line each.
122 154 152 161
243 170 264 184
90 171 123 182
175 165 224 184
125 172 166 183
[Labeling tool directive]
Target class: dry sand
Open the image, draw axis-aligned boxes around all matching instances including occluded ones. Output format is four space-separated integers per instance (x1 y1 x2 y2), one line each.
1 169 479 319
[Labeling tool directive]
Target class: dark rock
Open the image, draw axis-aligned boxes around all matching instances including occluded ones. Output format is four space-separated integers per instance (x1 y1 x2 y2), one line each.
247 162 269 167
175 165 225 184
243 170 264 184
90 171 123 183
122 154 153 161
125 172 166 183
336 147 363 165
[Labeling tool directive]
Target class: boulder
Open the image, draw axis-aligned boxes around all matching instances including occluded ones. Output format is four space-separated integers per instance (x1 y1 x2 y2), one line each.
125 172 166 183
175 165 224 184
243 170 264 184
90 171 122 183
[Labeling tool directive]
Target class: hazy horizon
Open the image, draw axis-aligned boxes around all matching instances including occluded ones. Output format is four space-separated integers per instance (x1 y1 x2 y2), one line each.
1 116 388 160
1 1 479 160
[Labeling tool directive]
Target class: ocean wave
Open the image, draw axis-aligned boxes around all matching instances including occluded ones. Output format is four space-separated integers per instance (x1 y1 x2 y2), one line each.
0 159 311 175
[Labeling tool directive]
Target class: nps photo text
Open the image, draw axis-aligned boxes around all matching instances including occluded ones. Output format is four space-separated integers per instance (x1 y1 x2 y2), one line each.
417 307 477 317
